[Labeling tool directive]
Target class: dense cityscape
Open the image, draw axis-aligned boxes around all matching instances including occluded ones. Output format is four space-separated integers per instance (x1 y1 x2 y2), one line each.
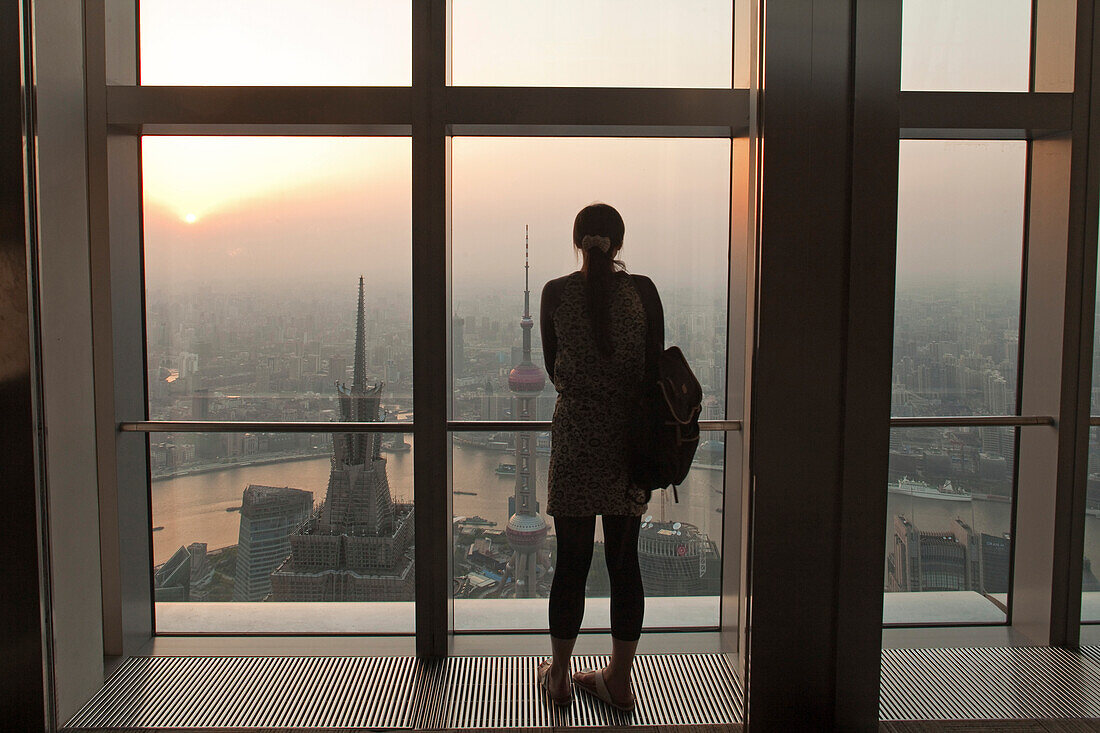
147 270 1100 621
148 269 727 610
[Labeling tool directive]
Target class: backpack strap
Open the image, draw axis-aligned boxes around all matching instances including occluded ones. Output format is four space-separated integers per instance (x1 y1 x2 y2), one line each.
630 274 665 385
539 275 568 383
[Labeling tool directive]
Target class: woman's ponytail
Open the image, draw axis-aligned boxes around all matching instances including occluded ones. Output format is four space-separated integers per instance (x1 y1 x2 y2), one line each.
573 203 626 358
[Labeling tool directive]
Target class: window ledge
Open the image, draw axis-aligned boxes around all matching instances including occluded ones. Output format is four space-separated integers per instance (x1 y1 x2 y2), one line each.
154 595 721 634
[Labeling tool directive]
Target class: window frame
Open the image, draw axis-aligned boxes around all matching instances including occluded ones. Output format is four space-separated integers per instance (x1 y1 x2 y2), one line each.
32 0 1098 726
89 0 755 658
881 0 1095 646
80 0 1099 667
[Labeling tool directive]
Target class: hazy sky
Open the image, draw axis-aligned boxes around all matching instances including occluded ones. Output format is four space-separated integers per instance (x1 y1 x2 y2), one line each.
139 3 1034 297
140 1 1031 91
139 0 733 88
450 1 732 88
896 141 1026 290
142 136 731 297
140 1 412 86
142 137 412 292
901 0 1031 91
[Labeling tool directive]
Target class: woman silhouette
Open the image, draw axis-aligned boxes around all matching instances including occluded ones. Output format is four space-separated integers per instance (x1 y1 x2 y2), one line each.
535 203 664 711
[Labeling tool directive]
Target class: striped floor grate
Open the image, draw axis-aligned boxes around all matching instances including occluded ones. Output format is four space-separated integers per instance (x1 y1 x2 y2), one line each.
64 653 743 730
1082 645 1100 670
880 647 1100 722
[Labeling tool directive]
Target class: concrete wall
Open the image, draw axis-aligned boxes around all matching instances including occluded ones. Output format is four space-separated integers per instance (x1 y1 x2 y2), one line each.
34 0 105 722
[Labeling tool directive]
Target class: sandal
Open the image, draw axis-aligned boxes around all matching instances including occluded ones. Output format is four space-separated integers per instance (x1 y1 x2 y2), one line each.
572 668 636 713
537 659 572 706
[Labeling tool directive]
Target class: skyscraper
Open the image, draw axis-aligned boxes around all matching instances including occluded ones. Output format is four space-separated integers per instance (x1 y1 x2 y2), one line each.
232 484 313 602
887 515 970 592
504 227 549 597
270 277 415 602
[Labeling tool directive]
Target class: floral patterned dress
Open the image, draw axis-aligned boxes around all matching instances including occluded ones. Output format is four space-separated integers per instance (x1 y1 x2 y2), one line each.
540 270 663 517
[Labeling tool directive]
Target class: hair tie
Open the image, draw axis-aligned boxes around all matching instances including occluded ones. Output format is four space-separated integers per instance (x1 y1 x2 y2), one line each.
581 235 612 254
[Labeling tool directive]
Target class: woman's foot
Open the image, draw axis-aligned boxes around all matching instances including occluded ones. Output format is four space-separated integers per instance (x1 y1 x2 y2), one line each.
573 668 635 710
538 659 572 704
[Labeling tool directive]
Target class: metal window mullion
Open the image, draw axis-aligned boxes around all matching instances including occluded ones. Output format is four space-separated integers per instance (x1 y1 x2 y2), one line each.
1054 0 1100 645
899 91 1074 139
105 85 748 133
411 0 449 658
835 0 902 726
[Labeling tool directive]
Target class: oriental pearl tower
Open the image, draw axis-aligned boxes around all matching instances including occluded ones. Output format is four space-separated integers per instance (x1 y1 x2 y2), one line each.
505 226 549 597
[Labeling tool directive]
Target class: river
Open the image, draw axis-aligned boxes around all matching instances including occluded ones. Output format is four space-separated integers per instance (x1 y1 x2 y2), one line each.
150 444 1100 580
151 438 726 565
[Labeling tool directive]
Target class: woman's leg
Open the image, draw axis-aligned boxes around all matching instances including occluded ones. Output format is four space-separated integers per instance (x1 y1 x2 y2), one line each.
578 513 643 703
547 515 597 695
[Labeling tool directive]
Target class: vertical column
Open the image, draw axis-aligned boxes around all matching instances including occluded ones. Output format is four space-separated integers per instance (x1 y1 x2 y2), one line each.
1011 0 1092 647
0 2 50 729
730 0 761 668
412 0 451 656
84 0 151 657
1073 0 1100 644
1022 0 1097 647
746 0 854 725
745 0 899 729
836 0 902 726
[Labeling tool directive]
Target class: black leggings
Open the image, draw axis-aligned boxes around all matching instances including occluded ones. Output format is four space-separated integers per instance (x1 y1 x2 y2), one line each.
549 515 644 642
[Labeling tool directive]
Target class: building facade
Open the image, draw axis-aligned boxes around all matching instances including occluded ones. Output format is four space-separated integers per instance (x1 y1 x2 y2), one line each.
232 484 313 602
270 278 415 602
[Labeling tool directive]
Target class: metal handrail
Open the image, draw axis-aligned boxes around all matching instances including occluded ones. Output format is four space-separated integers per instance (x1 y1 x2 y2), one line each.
119 419 744 433
888 415 1054 428
449 420 742 432
120 420 413 433
120 416 1054 433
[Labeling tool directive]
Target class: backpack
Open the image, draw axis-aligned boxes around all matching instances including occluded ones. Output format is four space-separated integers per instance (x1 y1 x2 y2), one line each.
630 345 702 504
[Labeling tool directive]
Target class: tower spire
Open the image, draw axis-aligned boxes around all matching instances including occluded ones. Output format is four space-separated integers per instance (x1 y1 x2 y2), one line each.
353 275 367 392
524 225 530 319
505 225 548 598
520 226 534 364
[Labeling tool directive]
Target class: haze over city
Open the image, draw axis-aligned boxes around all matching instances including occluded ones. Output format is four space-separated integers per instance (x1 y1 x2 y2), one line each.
136 1 1059 626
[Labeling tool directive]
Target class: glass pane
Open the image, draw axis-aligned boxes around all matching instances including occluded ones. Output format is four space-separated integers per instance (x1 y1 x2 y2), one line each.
139 0 411 86
152 430 415 633
450 1 733 88
451 137 731 419
902 0 1031 91
143 136 412 422
1084 428 1100 622
884 427 1012 625
1086 225 1100 623
893 141 1026 418
451 432 723 631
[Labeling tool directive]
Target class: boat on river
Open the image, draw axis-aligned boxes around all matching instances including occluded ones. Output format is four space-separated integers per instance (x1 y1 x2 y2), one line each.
454 515 497 527
888 477 971 502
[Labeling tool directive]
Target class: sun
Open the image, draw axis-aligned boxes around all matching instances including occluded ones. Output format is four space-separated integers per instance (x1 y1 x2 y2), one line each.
183 213 198 224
